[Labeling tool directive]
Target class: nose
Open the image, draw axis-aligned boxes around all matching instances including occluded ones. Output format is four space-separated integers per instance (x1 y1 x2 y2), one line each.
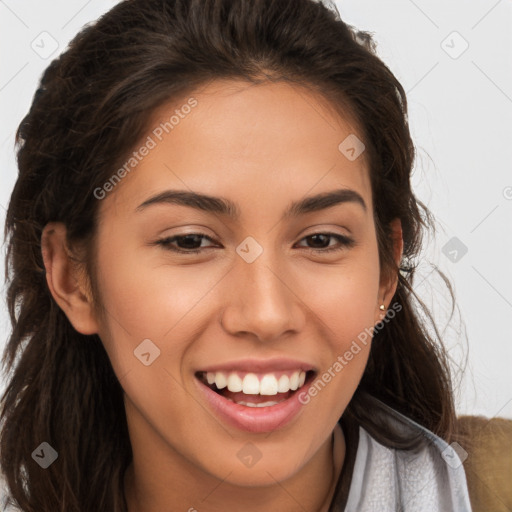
220 248 306 343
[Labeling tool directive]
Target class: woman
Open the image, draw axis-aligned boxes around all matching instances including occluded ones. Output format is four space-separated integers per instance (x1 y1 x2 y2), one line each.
0 0 473 510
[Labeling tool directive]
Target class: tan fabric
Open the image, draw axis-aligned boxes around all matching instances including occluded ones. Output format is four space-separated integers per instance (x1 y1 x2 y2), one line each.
456 415 512 512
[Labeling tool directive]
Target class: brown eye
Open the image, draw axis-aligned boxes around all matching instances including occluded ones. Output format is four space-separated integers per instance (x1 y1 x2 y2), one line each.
295 233 355 253
155 234 218 254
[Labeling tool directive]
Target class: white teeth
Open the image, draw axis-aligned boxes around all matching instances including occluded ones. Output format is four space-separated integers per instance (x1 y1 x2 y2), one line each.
260 374 278 395
204 370 307 395
226 373 243 392
242 373 260 395
289 371 300 391
214 372 227 390
277 374 290 393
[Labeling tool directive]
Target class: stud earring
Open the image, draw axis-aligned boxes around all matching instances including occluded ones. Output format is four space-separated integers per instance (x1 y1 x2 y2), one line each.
379 304 386 311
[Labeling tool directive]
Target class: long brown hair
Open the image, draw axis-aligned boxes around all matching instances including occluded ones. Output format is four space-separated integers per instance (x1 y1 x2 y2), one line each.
1 0 463 510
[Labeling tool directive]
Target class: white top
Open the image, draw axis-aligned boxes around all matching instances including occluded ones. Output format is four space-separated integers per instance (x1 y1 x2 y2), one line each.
341 405 473 511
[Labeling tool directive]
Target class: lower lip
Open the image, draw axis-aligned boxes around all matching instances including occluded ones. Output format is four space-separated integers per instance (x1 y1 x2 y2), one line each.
195 375 313 433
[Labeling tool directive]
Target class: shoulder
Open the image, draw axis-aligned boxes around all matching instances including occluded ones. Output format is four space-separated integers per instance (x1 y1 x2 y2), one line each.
342 397 473 512
456 414 512 512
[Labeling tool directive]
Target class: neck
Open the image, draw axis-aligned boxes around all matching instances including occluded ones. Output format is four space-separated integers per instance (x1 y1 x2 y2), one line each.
124 423 345 512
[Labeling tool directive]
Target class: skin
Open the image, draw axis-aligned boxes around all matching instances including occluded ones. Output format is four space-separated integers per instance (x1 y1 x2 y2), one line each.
41 79 403 512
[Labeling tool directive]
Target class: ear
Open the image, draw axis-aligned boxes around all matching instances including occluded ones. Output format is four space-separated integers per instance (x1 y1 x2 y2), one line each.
375 217 403 323
41 222 100 335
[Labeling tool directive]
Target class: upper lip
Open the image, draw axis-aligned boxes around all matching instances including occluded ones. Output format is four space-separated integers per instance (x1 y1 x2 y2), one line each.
196 358 316 374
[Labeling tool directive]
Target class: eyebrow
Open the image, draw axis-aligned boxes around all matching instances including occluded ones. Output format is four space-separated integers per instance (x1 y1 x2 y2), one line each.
135 188 367 218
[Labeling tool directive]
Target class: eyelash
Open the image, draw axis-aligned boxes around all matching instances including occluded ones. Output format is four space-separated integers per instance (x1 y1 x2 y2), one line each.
154 232 355 255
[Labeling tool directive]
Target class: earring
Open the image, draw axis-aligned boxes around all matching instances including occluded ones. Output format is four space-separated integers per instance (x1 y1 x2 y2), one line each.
379 304 386 311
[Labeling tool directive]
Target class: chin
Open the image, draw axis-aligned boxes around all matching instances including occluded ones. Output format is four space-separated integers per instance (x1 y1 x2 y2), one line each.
219 462 300 487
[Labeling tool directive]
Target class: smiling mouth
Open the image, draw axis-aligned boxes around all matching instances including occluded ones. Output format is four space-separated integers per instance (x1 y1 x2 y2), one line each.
195 370 316 407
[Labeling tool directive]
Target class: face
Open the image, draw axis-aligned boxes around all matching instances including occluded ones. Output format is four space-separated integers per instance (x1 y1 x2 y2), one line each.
84 79 395 486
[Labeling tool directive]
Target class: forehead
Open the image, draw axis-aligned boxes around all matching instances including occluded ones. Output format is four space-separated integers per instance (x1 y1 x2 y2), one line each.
100 79 372 218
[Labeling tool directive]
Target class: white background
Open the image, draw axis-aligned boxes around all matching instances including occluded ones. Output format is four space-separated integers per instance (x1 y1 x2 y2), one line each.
0 0 511 419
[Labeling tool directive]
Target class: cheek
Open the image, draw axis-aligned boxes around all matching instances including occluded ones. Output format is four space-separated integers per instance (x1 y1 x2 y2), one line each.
92 232 221 376
303 251 381 342
98 222 223 324
300 284 377 427
298 246 380 402
92 242 219 443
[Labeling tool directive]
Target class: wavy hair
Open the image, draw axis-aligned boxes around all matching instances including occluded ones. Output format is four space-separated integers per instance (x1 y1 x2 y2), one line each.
1 0 463 510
